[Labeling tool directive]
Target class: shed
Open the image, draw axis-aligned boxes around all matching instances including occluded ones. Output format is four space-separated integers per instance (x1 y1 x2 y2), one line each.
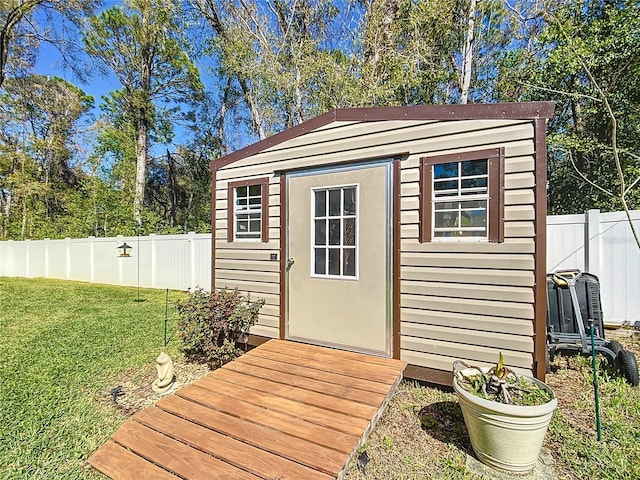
210 102 555 385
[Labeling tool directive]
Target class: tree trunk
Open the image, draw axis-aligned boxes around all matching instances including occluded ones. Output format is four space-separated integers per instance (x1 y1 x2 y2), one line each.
0 0 42 88
133 113 147 226
1 190 10 238
460 0 477 104
239 77 266 140
167 150 178 228
363 0 398 68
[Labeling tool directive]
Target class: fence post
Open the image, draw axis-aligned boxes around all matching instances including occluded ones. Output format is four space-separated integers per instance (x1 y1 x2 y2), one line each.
189 231 196 290
586 209 601 276
150 233 157 288
44 239 50 278
65 238 71 280
89 236 95 283
25 239 31 277
116 235 124 286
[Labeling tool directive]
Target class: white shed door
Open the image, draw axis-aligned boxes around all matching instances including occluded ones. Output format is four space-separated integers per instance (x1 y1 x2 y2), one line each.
286 162 391 356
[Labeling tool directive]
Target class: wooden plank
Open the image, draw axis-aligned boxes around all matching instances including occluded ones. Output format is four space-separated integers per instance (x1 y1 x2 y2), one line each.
157 394 347 476
215 366 378 419
266 339 406 370
248 345 402 384
89 340 407 480
223 359 384 406
88 441 179 480
168 383 358 454
111 421 259 480
234 353 392 395
133 408 332 480
188 376 369 435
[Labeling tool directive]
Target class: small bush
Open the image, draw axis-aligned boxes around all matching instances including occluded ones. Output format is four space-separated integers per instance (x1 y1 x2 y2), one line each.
176 288 264 368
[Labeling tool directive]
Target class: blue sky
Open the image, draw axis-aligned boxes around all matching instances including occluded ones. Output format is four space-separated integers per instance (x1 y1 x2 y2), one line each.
33 1 205 160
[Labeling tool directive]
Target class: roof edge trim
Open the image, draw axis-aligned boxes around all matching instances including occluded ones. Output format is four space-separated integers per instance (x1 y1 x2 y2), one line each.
210 102 555 171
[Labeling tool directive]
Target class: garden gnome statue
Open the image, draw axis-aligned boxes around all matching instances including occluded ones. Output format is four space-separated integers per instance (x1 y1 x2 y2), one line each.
152 352 175 394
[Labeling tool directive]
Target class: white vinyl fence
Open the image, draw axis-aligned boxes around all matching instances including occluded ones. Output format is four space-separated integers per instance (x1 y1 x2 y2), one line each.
547 209 640 326
0 233 211 291
1 209 638 324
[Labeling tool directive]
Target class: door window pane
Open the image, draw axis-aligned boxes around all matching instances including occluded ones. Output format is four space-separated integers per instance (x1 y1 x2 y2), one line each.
328 219 341 245
314 248 326 275
343 188 356 215
315 190 326 217
328 189 341 216
312 185 358 278
315 219 326 245
343 248 356 276
328 248 340 275
343 218 355 246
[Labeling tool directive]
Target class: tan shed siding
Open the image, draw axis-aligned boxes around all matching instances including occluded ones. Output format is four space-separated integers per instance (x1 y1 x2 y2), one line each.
401 323 533 353
401 267 534 286
397 119 537 375
401 308 533 336
213 116 541 373
401 349 532 377
214 176 282 339
215 121 534 181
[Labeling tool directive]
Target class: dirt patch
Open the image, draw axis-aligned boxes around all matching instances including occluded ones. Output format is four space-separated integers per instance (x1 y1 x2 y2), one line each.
101 358 210 416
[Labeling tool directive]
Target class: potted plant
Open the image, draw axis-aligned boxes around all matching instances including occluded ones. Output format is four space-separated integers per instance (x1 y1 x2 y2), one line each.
453 353 557 474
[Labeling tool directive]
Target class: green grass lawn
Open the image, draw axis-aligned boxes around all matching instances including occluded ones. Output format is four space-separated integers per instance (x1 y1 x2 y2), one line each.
2 278 639 480
0 277 184 480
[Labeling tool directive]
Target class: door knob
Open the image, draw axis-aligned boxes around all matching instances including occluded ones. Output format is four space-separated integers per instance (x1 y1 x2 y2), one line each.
286 257 295 271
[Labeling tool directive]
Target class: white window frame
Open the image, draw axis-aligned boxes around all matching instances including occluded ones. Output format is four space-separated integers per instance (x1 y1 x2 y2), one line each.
310 183 359 279
420 148 504 244
227 178 269 243
432 159 489 240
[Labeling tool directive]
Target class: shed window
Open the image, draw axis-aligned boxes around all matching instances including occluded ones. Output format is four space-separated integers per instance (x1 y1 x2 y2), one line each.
227 178 269 242
420 148 504 243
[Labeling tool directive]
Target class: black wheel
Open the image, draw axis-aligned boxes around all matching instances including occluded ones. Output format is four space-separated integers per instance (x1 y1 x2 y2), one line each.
607 340 623 356
616 350 639 387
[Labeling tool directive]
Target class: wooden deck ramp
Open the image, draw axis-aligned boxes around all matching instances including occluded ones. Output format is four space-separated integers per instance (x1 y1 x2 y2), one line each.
89 339 406 480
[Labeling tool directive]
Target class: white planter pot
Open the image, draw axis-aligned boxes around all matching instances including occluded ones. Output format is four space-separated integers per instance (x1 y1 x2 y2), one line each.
453 367 557 474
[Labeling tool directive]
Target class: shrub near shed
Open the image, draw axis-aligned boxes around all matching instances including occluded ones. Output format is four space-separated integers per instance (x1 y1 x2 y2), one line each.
176 288 264 367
